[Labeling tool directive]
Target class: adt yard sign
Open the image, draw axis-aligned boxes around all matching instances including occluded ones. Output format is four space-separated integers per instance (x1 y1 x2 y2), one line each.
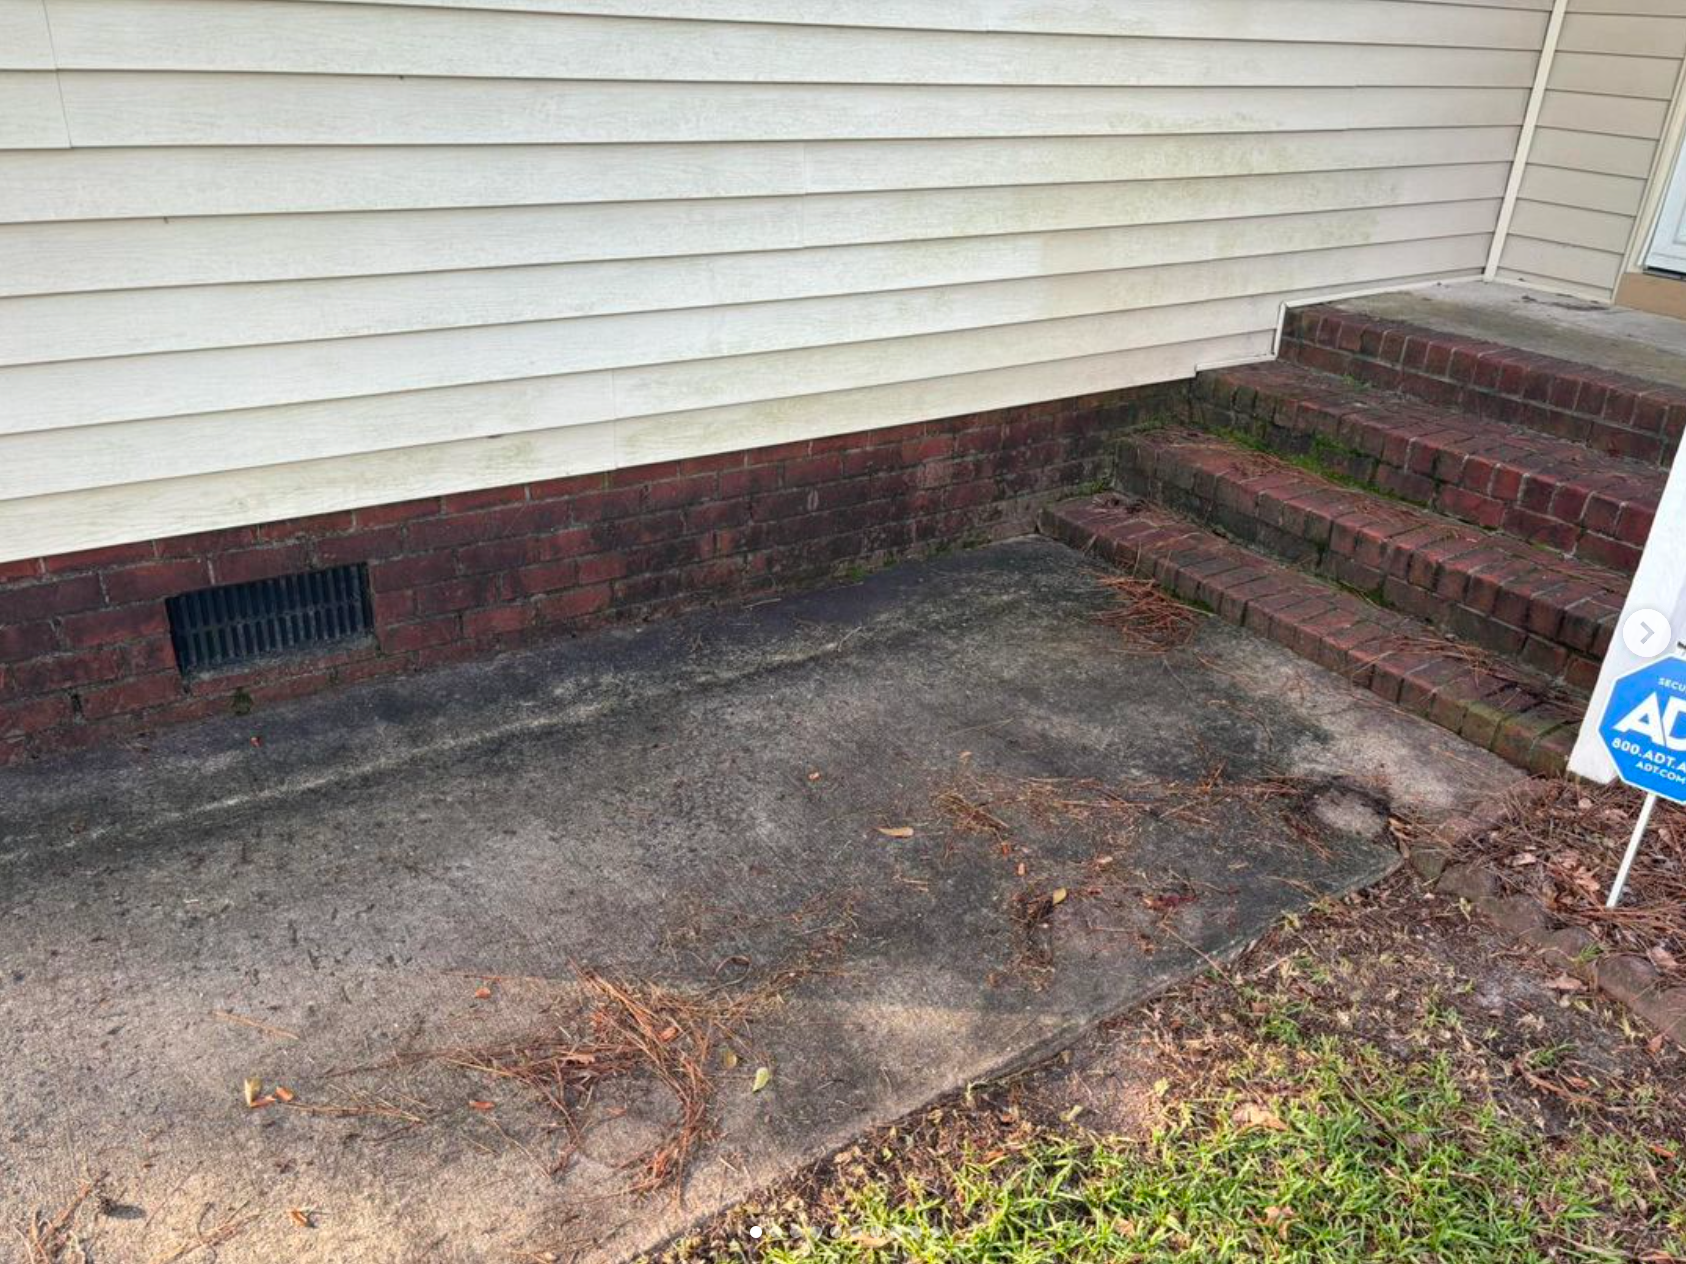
1570 441 1686 907
1600 657 1686 806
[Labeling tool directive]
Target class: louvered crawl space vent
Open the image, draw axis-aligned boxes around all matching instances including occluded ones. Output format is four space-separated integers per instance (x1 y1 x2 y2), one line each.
166 563 373 675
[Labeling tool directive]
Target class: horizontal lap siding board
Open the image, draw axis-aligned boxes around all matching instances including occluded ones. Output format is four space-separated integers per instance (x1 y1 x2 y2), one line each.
0 163 1513 297
0 234 1498 449
47 3 1544 86
0 203 1505 365
292 0 1555 42
0 0 1546 563
0 2 54 70
53 79 1532 146
1496 0 1686 300
0 130 1524 222
0 73 70 148
0 237 1494 500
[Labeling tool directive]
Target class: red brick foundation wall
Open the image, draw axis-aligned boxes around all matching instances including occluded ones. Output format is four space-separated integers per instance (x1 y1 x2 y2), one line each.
0 386 1174 764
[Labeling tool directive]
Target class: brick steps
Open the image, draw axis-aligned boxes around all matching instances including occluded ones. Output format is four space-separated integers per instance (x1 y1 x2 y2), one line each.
1052 297 1677 778
1283 304 1686 469
1195 360 1663 575
1115 428 1627 692
1042 495 1580 775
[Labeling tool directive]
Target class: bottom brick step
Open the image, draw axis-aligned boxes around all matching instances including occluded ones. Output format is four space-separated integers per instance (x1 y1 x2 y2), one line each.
1041 494 1582 776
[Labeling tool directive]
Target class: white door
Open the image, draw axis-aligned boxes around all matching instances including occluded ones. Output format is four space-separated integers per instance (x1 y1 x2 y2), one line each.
1646 140 1686 274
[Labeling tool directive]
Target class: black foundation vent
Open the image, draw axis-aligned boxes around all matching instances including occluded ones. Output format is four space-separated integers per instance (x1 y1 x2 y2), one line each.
167 563 373 675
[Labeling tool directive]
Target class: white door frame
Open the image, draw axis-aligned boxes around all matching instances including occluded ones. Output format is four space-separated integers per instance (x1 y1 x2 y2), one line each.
1645 142 1686 275
1628 60 1686 276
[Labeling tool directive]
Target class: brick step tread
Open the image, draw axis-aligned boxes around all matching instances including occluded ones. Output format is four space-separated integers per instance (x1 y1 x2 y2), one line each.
1198 358 1662 574
1283 304 1685 469
1042 495 1580 776
1117 428 1627 691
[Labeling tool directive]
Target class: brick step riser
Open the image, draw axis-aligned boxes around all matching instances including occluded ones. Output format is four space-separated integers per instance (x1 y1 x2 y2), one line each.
1282 307 1685 470
1191 388 1653 576
1041 498 1579 776
1114 441 1613 693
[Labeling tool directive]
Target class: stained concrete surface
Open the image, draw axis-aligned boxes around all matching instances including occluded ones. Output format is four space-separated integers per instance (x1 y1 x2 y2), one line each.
0 538 1521 1261
1342 280 1686 391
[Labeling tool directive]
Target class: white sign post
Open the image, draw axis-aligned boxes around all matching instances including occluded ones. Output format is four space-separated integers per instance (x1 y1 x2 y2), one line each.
1569 457 1686 909
1606 792 1658 909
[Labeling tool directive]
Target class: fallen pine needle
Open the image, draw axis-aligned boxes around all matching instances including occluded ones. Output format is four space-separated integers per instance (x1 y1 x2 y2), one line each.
1095 576 1202 655
16 1174 103 1264
213 1010 298 1041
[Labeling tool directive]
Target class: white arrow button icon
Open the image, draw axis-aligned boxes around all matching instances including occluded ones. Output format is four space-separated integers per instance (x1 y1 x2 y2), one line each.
1622 609 1674 659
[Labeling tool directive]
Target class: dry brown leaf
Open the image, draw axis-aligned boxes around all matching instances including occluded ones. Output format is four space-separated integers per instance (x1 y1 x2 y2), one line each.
242 1078 264 1108
273 1086 295 1104
468 1099 495 1111
1231 1102 1288 1133
1546 974 1585 993
288 1207 313 1229
876 826 914 839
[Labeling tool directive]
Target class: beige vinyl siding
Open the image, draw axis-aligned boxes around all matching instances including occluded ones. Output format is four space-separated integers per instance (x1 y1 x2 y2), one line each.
0 0 1547 562
1496 1 1686 299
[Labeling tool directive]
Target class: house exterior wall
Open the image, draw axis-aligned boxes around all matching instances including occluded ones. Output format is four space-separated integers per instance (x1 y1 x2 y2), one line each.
0 385 1169 764
1495 0 1686 300
0 0 1552 565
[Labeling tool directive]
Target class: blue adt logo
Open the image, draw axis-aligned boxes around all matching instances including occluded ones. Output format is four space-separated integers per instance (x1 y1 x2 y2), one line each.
1600 657 1686 805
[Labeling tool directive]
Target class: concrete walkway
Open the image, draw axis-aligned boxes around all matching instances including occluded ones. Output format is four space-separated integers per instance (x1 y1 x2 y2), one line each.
0 538 1519 1262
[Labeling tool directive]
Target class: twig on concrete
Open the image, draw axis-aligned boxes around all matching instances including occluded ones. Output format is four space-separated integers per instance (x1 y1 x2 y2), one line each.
15 1174 103 1264
212 1010 298 1041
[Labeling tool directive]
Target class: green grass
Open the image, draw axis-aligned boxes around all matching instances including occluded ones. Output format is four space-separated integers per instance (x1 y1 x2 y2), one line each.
740 1039 1685 1263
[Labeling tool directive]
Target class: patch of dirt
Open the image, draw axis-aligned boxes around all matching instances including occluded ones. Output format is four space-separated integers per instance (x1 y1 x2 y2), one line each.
1458 777 1686 974
661 871 1686 1259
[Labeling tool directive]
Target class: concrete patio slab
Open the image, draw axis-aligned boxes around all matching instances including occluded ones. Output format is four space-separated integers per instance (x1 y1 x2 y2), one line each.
0 537 1521 1262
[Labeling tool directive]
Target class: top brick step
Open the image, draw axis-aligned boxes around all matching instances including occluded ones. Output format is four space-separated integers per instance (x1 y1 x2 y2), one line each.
1196 359 1665 575
1283 305 1686 469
